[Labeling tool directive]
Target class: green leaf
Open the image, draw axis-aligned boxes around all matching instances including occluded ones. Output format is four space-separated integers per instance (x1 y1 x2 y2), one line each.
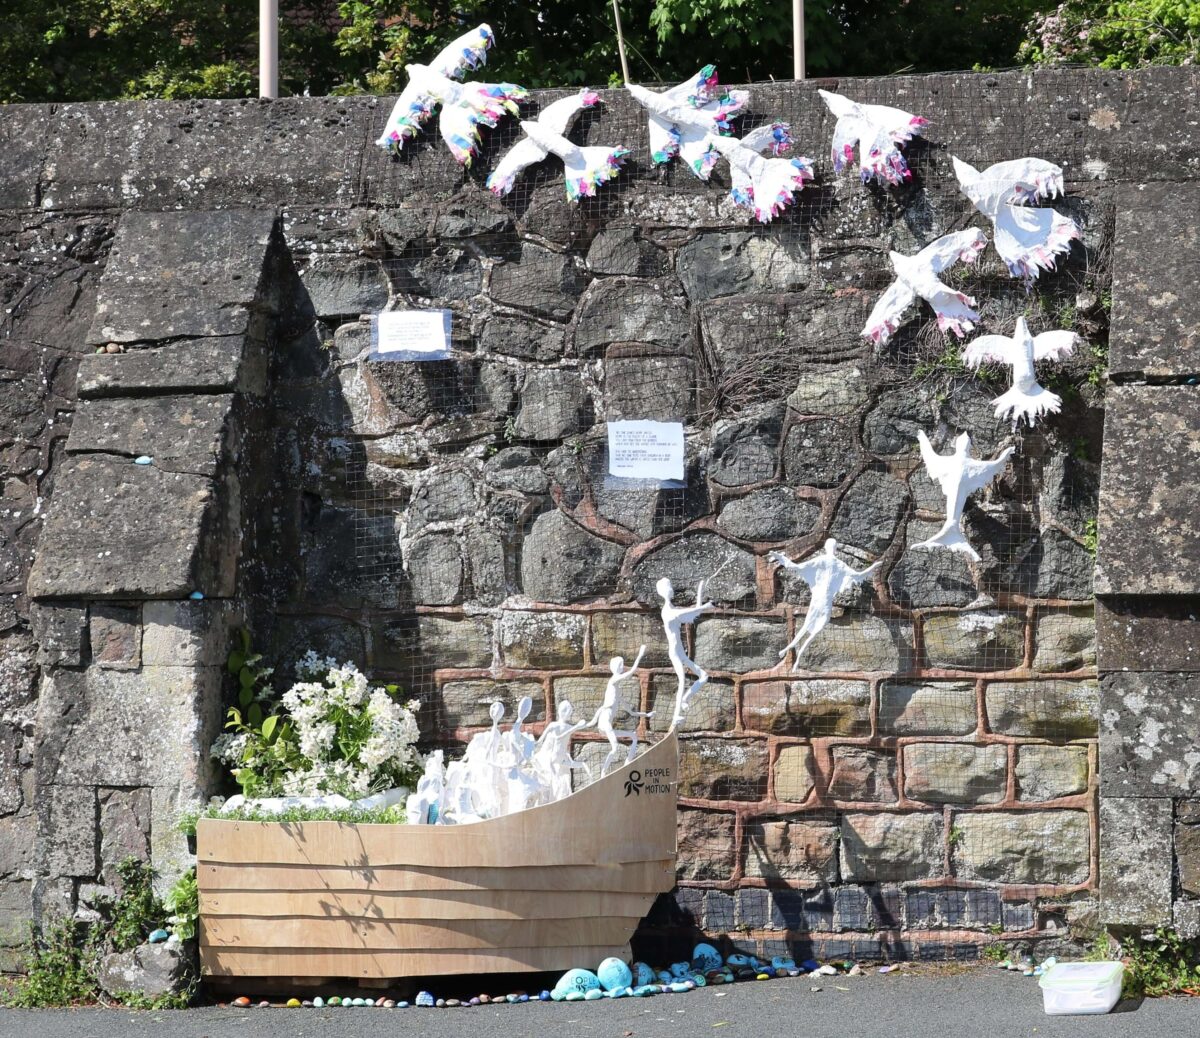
247 703 263 727
261 715 278 741
226 650 245 675
239 667 256 689
238 684 253 708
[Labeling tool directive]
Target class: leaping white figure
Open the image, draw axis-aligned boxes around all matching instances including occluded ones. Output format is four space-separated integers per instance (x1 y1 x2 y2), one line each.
817 89 928 186
531 701 590 802
768 539 880 670
913 431 1015 562
587 646 654 777
705 123 815 223
487 90 629 201
625 65 748 180
961 316 1078 428
861 228 988 346
374 24 527 165
952 155 1081 281
657 577 715 727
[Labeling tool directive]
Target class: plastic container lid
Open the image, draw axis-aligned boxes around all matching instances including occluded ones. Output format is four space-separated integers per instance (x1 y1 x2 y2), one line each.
1037 961 1124 990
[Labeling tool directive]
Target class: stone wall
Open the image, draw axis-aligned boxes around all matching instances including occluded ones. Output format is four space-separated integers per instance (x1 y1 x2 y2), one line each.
1 65 1198 969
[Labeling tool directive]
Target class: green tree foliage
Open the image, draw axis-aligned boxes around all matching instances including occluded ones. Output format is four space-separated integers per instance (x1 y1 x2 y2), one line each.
1018 1 1200 68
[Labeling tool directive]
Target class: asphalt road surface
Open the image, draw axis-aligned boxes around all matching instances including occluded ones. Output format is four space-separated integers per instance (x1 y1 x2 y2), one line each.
0 967 1193 1038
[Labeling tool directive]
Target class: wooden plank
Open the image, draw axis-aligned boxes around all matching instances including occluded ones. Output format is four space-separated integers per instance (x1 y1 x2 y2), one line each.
201 888 659 921
200 914 645 951
197 731 677 870
201 944 631 979
199 858 675 894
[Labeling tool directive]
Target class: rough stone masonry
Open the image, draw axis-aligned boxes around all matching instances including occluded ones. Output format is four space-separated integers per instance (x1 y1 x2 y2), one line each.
1 66 1198 971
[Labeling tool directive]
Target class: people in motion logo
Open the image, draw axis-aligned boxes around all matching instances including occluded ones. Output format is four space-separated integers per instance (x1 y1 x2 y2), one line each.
624 770 643 797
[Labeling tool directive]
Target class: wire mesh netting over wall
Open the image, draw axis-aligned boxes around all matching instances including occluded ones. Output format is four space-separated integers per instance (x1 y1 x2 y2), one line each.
269 76 1110 961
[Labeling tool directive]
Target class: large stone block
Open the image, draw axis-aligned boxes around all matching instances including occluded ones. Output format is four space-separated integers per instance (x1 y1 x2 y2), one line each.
1015 746 1089 802
888 521 977 609
631 533 757 607
717 486 820 543
783 419 862 489
922 612 1025 671
879 681 977 736
585 227 667 277
590 611 670 668
903 743 1007 805
41 786 98 877
677 808 736 881
744 818 839 883
829 470 908 556
299 255 390 318
954 811 1090 886
676 232 808 301
1033 612 1096 674
99 787 152 881
1100 672 1200 795
679 738 768 801
1096 385 1200 595
708 405 783 488
742 679 870 737
1100 797 1172 926
602 354 695 423
986 680 1098 739
490 243 585 320
1108 183 1200 378
648 676 734 734
787 361 872 417
1177 824 1200 896
89 604 141 670
77 337 247 398
773 744 815 803
498 610 585 669
794 615 915 673
551 677 611 721
29 456 232 600
87 209 278 343
406 532 464 606
520 510 625 604
142 600 239 668
512 368 589 441
1096 598 1200 673
840 812 943 882
480 314 565 363
693 617 786 674
574 277 691 355
410 616 493 670
829 747 898 803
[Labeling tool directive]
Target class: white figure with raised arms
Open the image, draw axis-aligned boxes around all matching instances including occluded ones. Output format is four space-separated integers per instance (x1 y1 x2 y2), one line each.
657 577 715 727
531 700 590 802
587 646 654 777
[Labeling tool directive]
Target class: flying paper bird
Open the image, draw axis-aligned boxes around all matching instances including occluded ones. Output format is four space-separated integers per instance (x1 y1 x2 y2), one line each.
817 89 928 186
625 65 748 180
861 228 988 346
913 431 1014 561
952 156 1081 281
768 539 880 669
961 316 1078 428
374 24 527 166
486 90 629 201
705 123 814 223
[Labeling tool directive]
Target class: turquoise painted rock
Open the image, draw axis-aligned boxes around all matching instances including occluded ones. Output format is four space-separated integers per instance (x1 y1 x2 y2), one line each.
553 968 601 1000
632 961 655 986
583 989 603 1000
692 942 723 972
597 957 633 992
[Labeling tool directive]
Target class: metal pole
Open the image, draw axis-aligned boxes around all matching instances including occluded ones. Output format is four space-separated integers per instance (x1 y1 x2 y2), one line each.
612 0 631 84
793 0 806 80
259 0 278 98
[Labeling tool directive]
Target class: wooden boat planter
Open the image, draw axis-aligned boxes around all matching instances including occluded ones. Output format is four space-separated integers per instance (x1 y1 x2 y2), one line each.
197 730 678 983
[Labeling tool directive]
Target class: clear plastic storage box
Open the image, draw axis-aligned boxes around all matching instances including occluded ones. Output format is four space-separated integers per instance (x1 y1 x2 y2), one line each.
1037 961 1125 1015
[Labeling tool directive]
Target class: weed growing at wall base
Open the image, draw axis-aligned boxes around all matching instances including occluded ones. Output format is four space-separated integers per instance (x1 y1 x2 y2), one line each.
1120 928 1200 998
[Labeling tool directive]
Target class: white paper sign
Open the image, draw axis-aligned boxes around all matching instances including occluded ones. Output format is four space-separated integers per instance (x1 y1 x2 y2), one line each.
607 420 685 482
371 310 452 361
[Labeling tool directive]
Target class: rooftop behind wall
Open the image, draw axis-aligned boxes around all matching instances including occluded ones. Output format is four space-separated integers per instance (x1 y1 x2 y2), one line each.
2 66 1199 971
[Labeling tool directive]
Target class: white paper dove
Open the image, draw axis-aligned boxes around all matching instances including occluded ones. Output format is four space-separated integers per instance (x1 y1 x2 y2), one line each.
913 430 1014 561
374 24 528 166
625 65 748 180
486 90 629 201
817 89 928 186
862 229 988 345
952 156 1081 281
768 539 880 670
961 316 1078 428
706 123 814 223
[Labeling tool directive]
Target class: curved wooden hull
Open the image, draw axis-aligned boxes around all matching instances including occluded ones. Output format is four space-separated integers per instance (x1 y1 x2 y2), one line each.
197 731 678 981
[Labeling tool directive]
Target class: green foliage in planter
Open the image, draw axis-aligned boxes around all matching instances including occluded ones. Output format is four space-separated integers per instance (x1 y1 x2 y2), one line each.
165 868 199 942
200 803 408 826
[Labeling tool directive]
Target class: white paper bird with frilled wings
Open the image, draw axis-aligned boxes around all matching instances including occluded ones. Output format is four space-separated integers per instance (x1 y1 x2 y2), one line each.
625 65 749 180
861 228 988 346
486 90 629 201
914 431 1014 561
817 89 928 186
374 24 528 166
768 539 880 669
961 316 1078 428
952 156 1081 281
705 123 814 223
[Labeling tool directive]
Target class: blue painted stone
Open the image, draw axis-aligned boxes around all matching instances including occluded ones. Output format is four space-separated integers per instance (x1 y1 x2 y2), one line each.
597 957 633 992
189 591 205 600
518 994 529 1002
583 989 603 1000
416 991 435 1007
327 996 341 1005
312 996 324 1008
632 962 655 986
801 959 820 972
134 456 152 465
552 968 601 999
669 961 691 978
147 929 169 943
691 942 723 972
771 956 797 972
397 1001 410 1008
564 991 585 1002
669 981 691 993
538 991 551 1001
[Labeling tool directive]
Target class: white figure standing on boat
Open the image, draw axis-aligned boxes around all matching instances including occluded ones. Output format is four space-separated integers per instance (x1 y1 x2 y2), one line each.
961 316 1078 428
532 700 590 802
768 539 880 669
405 749 445 825
499 695 541 814
657 577 715 728
587 646 654 777
913 431 1014 562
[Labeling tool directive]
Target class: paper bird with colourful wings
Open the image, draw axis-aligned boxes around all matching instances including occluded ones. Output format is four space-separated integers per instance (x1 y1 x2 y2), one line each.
374 24 528 166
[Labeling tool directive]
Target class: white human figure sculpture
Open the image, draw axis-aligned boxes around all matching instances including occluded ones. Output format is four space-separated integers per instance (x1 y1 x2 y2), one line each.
499 695 540 815
961 316 1079 428
657 577 715 727
913 431 1015 561
405 750 445 825
439 758 483 825
704 123 815 223
458 700 506 819
587 646 654 777
768 539 881 669
531 701 590 803
817 89 928 186
625 65 748 179
952 155 1081 281
374 24 527 165
862 229 988 346
487 90 629 201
